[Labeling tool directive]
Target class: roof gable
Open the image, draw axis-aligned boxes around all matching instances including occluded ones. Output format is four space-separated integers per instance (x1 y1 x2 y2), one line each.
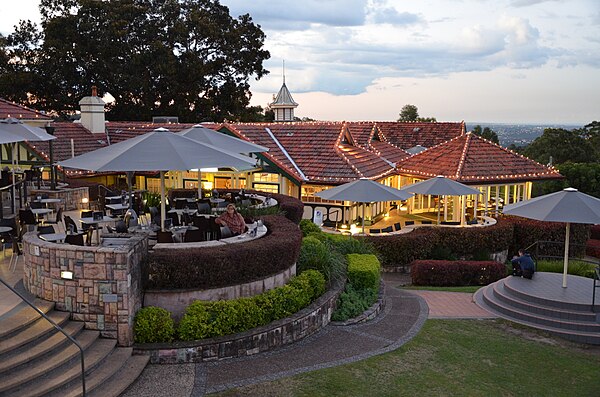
396 132 562 183
0 98 52 121
377 121 465 150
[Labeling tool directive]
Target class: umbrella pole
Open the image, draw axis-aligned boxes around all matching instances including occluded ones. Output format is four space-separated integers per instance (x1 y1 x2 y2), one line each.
127 171 133 210
12 143 16 213
437 195 441 224
562 222 570 288
160 171 166 231
362 203 365 235
197 170 202 198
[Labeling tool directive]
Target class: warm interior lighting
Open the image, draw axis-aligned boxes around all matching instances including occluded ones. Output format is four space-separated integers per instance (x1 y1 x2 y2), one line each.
350 224 358 235
81 197 89 204
60 271 74 280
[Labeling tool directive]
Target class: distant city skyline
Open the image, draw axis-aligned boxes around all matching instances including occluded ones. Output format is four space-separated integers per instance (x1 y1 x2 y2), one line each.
1 0 598 124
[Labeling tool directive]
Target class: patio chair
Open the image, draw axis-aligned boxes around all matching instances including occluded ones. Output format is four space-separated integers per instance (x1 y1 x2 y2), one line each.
405 221 415 226
175 200 187 210
63 215 79 234
421 220 433 225
220 225 233 239
381 226 393 233
45 208 63 232
115 220 128 233
369 228 381 234
19 209 39 227
65 233 85 246
38 225 56 235
393 222 402 232
184 228 205 243
149 207 160 226
197 202 211 215
9 234 23 271
29 201 44 209
157 230 174 243
167 212 180 227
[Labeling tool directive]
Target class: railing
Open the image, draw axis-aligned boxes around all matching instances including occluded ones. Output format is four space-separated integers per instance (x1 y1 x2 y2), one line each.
593 266 599 312
0 174 27 217
0 277 86 395
524 240 588 266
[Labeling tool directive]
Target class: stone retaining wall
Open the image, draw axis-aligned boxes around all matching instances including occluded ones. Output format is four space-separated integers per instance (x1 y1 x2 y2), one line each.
133 277 345 364
29 186 89 210
22 233 147 346
144 264 296 320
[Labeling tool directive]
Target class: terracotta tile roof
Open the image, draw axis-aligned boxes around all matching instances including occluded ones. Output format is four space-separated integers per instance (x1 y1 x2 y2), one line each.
346 122 376 147
26 123 106 163
0 98 52 120
396 132 562 183
376 121 465 150
224 122 398 184
104 122 220 143
367 140 410 165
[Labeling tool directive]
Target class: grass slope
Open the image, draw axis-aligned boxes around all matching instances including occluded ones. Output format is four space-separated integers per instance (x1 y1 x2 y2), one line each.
217 319 600 397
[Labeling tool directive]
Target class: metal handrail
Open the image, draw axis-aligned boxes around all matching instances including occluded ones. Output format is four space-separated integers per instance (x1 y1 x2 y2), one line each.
593 267 599 312
0 277 86 395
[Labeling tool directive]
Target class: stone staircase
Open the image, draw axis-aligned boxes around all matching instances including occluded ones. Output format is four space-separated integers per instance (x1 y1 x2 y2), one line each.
474 274 600 345
0 298 148 396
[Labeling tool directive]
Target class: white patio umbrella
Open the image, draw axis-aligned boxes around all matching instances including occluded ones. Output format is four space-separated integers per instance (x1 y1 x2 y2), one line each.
0 118 57 212
503 187 600 288
400 175 481 224
315 178 413 234
177 125 268 196
59 128 256 230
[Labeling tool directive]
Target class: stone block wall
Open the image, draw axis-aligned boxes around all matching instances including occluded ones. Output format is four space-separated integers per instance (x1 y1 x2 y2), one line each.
22 233 147 346
29 186 89 210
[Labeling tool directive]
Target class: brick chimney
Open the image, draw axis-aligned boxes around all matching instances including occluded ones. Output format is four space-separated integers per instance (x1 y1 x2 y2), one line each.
79 86 106 133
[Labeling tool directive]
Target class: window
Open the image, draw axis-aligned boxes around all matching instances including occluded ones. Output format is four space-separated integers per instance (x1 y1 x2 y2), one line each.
252 183 279 194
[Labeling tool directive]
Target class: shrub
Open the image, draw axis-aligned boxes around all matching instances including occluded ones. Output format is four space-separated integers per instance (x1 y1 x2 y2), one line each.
347 254 381 291
331 284 378 322
586 239 600 259
178 270 326 341
504 216 589 258
591 225 600 240
429 245 457 261
300 219 322 237
134 306 175 343
411 260 506 286
536 259 598 279
298 236 345 282
144 215 301 290
326 234 378 256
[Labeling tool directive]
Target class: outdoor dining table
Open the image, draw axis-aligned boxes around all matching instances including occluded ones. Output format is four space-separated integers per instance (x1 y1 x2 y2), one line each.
80 216 118 245
31 208 53 222
169 225 198 242
39 233 66 243
105 203 129 216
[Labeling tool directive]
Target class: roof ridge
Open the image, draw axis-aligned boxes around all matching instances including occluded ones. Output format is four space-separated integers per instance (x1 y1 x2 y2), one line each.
455 132 472 179
0 97 52 120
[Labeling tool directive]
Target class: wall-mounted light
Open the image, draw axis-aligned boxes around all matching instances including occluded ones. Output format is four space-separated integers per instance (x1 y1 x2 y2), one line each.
60 270 74 280
82 197 89 210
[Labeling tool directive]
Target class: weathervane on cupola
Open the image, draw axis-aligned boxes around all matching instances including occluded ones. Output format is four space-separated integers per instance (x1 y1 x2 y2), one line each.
270 60 298 122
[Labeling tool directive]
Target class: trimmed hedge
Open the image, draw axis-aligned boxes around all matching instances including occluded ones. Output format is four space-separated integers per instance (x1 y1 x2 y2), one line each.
300 219 322 236
536 259 598 279
347 254 381 291
591 225 600 240
586 239 600 259
178 270 326 341
364 218 514 268
297 236 345 282
134 306 175 343
144 215 301 290
504 216 589 258
411 260 506 287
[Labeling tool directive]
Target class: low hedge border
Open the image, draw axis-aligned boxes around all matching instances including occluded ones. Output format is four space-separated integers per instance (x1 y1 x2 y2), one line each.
330 280 386 326
133 275 345 364
144 215 302 290
347 254 381 291
411 260 506 287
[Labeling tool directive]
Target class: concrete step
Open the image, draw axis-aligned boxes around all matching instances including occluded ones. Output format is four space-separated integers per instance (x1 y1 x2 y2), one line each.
483 284 600 333
492 282 597 323
55 349 149 397
0 299 55 339
0 321 84 375
0 310 70 356
475 284 600 345
0 330 100 395
503 278 595 312
2 337 117 397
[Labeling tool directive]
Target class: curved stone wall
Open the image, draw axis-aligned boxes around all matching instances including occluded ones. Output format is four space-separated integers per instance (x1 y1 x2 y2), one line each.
22 232 147 346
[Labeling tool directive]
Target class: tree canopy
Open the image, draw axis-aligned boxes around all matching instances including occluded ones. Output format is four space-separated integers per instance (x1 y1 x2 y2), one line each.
0 0 270 122
397 104 437 122
471 125 499 144
523 127 596 165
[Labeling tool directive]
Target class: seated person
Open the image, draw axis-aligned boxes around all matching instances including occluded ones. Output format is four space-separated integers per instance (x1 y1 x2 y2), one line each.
511 249 535 279
215 204 246 236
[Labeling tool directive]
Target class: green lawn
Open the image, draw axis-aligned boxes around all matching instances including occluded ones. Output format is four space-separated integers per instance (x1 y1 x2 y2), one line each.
216 319 600 397
401 285 483 293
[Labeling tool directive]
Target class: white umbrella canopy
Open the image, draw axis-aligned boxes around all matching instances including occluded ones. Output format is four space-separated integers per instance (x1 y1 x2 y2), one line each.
59 128 257 230
400 175 481 224
0 118 56 144
177 124 268 154
504 187 600 288
315 178 413 234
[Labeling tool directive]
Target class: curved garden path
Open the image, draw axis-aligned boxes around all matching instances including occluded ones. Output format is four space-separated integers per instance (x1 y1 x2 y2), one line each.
124 274 430 396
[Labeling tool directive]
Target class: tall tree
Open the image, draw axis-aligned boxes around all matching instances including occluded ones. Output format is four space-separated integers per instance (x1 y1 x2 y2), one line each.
523 127 596 165
471 125 500 144
0 0 270 122
397 104 436 122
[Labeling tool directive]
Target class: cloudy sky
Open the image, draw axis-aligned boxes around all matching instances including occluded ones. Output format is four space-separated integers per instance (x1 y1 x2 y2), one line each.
1 0 599 124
